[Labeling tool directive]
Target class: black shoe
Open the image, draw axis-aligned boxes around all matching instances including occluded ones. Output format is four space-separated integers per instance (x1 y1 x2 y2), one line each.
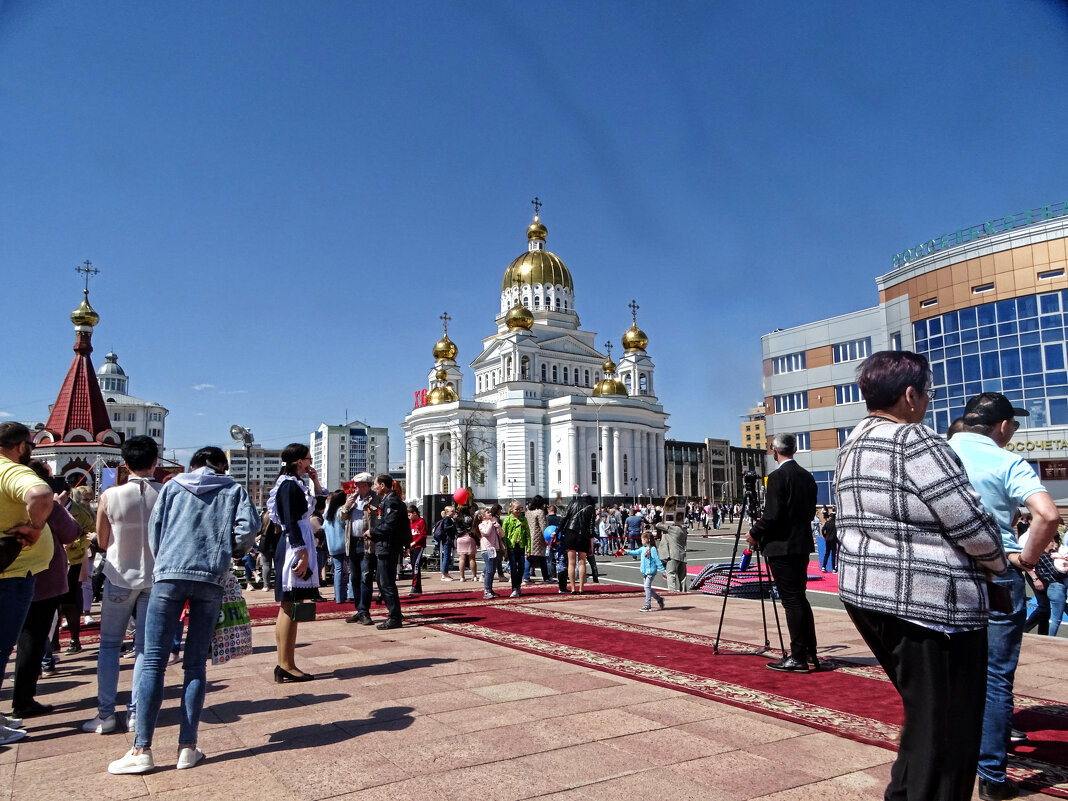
273 666 314 684
978 778 1019 801
1009 728 1029 744
347 613 373 625
12 700 53 718
376 618 403 630
766 656 811 674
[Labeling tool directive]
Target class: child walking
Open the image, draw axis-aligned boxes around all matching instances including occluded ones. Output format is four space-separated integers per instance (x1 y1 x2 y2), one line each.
625 531 667 612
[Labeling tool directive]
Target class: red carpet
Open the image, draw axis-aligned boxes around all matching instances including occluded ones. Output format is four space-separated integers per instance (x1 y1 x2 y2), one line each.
421 602 1068 797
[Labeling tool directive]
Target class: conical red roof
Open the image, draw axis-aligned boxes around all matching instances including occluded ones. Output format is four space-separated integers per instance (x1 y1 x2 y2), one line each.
44 325 114 441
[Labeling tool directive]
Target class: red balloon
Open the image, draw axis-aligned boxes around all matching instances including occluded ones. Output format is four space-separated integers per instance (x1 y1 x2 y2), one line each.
453 487 469 505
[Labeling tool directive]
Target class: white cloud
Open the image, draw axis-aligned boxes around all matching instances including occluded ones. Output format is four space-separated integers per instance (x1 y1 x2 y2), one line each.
219 389 248 395
192 383 215 391
0 411 11 418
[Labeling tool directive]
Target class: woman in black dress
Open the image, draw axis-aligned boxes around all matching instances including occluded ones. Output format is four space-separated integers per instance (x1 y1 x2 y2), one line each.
268 443 324 683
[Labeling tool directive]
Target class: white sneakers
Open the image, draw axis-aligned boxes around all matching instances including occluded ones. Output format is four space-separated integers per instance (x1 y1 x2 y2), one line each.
108 748 155 774
0 725 26 746
82 713 117 734
176 747 204 770
126 711 136 733
1 714 23 729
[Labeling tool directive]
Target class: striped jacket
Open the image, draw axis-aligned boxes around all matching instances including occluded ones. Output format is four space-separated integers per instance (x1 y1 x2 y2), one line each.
834 416 1007 628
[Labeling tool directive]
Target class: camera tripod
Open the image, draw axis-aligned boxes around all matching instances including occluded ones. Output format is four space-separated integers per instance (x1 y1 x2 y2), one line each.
712 484 786 657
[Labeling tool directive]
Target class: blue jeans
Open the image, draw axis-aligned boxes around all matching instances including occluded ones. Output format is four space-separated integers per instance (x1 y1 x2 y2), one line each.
331 555 349 603
979 569 1027 784
1050 578 1068 636
97 578 150 718
482 551 498 593
642 574 662 608
439 539 452 575
0 574 36 692
134 579 224 749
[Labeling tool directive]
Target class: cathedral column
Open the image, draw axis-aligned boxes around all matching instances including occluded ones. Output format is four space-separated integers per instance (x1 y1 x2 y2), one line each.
568 425 578 496
599 425 611 497
656 433 666 495
405 438 414 499
612 428 623 499
429 433 440 496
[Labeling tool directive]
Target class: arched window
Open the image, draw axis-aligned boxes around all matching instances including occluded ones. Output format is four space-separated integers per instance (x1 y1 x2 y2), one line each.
501 444 506 483
552 365 558 383
477 376 482 392
563 299 568 311
584 370 590 386
556 452 562 464
623 454 629 484
533 295 540 309
529 441 535 485
625 374 632 392
541 363 547 381
506 356 513 380
639 373 648 394
573 370 579 386
521 356 530 379
590 453 598 485
563 367 569 384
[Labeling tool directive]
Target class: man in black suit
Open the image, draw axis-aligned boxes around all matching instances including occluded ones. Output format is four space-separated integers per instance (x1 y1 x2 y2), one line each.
747 433 819 673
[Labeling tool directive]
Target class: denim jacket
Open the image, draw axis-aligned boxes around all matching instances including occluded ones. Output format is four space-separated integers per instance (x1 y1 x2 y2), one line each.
624 545 665 576
148 467 259 585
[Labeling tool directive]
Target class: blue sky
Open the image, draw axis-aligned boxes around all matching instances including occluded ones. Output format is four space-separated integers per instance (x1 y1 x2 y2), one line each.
3 1 1068 470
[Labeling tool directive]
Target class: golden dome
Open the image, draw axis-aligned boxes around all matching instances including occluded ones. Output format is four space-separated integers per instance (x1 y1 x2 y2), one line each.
527 219 548 240
622 322 648 352
71 291 99 327
602 357 617 373
592 377 628 397
433 334 458 362
505 300 534 330
435 367 449 381
427 384 458 405
501 249 573 293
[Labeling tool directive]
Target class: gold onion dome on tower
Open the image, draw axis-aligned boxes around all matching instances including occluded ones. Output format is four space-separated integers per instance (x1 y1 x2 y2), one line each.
593 358 628 397
428 368 458 405
505 298 534 330
501 217 574 292
622 322 648 352
433 334 458 362
71 290 100 327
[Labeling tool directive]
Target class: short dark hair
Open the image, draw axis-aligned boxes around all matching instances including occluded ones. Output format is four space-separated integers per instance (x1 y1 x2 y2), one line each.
374 473 392 490
190 446 228 472
528 494 545 511
857 350 931 411
407 504 419 516
122 435 158 472
0 421 30 449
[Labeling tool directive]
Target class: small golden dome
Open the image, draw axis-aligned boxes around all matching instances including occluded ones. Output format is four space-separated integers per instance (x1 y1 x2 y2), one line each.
505 299 534 330
427 384 458 405
71 291 99 327
435 367 449 381
433 334 458 362
602 357 617 373
527 219 547 240
622 323 648 352
592 377 628 397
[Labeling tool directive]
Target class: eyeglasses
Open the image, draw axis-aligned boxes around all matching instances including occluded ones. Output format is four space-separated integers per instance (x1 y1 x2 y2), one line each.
1011 420 1021 432
925 387 937 399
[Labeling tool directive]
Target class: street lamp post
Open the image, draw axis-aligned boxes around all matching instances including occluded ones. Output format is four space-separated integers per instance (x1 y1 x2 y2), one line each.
508 476 517 501
229 425 254 495
630 477 638 507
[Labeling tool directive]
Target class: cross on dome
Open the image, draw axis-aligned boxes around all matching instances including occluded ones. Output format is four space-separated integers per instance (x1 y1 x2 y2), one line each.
628 299 640 323
440 311 451 334
76 260 99 291
531 196 542 219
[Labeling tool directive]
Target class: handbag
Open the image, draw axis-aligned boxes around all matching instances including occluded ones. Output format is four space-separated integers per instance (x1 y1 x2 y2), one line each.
0 536 23 574
289 601 316 622
210 575 253 665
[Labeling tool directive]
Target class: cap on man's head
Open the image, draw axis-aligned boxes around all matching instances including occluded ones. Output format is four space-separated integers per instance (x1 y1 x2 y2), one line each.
963 392 1029 426
351 471 373 484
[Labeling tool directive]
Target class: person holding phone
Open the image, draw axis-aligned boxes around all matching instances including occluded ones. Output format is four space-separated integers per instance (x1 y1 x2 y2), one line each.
268 443 324 683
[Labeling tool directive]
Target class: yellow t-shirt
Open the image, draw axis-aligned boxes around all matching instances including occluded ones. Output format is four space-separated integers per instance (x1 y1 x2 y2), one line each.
0 456 55 577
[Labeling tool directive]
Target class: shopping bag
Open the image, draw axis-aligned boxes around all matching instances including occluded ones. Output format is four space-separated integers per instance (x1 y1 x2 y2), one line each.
210 575 252 665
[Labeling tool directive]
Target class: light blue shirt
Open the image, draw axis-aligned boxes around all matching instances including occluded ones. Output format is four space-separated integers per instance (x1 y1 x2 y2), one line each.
948 431 1046 554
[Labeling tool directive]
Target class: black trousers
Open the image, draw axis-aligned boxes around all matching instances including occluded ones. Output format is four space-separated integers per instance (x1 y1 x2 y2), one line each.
13 596 61 709
507 548 524 591
764 553 817 661
845 603 987 801
374 551 402 621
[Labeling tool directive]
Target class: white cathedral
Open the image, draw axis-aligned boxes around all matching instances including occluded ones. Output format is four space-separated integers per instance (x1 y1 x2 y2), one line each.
403 209 669 506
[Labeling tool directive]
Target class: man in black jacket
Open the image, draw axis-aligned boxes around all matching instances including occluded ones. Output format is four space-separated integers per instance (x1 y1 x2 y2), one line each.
747 433 819 673
369 474 409 630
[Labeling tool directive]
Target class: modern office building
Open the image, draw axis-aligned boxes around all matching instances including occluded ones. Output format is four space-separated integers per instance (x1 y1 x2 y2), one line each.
740 403 766 450
310 421 389 492
762 201 1068 503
